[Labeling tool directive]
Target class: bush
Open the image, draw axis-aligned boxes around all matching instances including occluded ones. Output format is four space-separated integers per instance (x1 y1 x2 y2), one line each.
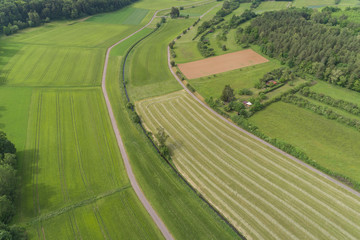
239 88 253 95
186 83 196 92
170 61 176 67
130 111 141 124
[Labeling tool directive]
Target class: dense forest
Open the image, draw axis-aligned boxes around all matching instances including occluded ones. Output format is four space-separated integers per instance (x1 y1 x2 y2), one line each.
0 132 26 239
0 0 138 35
237 8 360 92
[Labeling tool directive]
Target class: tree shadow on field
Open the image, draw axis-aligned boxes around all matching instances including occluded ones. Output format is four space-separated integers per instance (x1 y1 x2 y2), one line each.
16 149 56 219
0 106 6 129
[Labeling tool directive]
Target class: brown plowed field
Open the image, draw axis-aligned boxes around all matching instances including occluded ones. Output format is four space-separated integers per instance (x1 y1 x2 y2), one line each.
178 49 269 79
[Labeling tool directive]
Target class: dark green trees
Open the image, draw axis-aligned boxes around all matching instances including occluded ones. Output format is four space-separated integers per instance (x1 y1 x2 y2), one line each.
170 7 180 19
221 85 235 102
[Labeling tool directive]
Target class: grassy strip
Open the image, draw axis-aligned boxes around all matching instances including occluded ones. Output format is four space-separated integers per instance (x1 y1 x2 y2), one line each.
27 186 131 225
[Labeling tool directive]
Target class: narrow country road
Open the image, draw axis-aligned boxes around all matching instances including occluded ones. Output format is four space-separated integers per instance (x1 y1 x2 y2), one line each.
101 10 175 240
167 12 360 198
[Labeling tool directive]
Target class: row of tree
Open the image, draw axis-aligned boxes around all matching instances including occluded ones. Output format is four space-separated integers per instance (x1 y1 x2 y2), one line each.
0 0 138 35
0 131 27 239
236 8 360 92
282 94 360 131
300 87 360 116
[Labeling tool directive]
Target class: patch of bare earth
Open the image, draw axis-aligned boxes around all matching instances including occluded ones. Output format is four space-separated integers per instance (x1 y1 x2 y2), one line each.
178 49 269 79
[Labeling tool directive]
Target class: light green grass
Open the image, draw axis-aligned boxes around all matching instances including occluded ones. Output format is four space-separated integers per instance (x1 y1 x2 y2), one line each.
19 89 128 219
251 101 360 184
293 0 360 8
311 81 360 106
111 28 153 57
106 52 240 239
137 90 360 239
255 1 290 13
28 189 162 239
1 45 103 86
180 2 219 17
2 22 136 48
0 87 32 153
190 58 282 99
133 0 211 10
126 18 195 100
86 7 149 25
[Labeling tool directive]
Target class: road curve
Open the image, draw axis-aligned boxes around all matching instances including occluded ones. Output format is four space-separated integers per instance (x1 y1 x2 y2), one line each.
101 10 174 240
167 26 360 199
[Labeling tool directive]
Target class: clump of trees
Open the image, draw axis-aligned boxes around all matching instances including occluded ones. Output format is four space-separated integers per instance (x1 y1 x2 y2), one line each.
170 7 180 18
221 85 235 102
237 8 360 92
155 127 171 160
0 131 27 239
0 0 138 35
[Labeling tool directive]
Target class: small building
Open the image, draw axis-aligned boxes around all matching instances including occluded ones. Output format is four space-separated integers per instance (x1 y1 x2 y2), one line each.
243 101 252 107
266 80 277 86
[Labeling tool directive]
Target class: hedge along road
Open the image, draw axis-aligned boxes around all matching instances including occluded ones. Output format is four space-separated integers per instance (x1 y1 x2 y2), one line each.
101 1 216 239
167 25 360 199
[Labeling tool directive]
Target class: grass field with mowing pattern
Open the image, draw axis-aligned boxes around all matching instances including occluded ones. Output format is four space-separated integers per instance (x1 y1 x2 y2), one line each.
137 90 360 239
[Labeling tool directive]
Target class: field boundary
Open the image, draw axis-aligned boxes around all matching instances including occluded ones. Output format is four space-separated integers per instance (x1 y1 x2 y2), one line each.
167 38 360 198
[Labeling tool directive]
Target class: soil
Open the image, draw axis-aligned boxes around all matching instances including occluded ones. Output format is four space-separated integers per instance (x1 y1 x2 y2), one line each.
178 49 269 79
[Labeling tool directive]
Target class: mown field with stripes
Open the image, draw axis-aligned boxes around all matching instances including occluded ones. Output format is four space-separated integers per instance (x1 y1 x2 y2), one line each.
19 88 163 239
136 90 360 239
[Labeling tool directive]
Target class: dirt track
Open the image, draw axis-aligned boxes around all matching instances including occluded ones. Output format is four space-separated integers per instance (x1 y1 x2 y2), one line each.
178 49 268 79
101 10 174 240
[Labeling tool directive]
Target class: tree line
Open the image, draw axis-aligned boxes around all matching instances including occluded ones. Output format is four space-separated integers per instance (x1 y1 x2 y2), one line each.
0 131 27 239
236 8 360 92
0 0 138 35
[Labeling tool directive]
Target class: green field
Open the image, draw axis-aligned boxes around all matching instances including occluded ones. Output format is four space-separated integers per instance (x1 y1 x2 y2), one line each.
255 1 290 13
189 57 281 99
126 18 195 101
86 7 149 25
137 90 360 239
311 81 360 106
250 101 360 184
293 0 360 8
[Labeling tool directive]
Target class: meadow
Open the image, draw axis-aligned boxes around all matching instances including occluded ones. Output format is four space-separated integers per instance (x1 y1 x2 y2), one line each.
293 0 360 8
137 90 360 239
250 100 360 184
126 18 195 101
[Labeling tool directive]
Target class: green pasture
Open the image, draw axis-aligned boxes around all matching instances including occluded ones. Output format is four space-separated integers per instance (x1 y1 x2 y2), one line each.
126 18 196 100
311 81 360 106
105 54 240 239
293 0 360 8
133 0 213 10
0 87 32 153
332 8 360 23
251 101 360 184
189 59 281 99
255 1 290 13
180 2 219 17
1 45 103 87
3 22 136 48
27 189 162 239
86 7 149 25
137 90 360 239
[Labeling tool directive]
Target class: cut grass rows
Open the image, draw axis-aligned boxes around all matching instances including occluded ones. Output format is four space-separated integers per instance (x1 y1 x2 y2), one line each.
136 90 360 239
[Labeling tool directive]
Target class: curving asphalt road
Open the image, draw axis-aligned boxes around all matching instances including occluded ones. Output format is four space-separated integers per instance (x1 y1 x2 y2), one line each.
167 31 360 199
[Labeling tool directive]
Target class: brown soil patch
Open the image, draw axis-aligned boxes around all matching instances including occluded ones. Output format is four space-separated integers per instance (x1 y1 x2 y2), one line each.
178 49 269 79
